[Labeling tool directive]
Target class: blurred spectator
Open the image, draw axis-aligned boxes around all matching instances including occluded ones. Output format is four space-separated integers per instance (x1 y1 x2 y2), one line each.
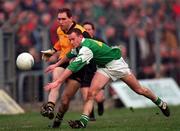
40 12 52 27
49 19 59 45
36 1 49 15
172 0 180 19
104 26 117 46
95 16 107 41
20 0 36 11
2 1 16 17
136 28 151 62
0 11 5 27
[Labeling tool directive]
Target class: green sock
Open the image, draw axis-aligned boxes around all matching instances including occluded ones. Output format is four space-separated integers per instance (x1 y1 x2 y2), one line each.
79 114 89 127
154 97 163 107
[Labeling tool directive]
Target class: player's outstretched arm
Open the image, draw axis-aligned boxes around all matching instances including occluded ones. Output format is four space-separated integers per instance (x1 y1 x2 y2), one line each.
45 56 70 73
44 68 73 91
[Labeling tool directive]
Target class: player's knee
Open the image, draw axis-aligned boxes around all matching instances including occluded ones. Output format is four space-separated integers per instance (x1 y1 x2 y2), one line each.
87 90 97 100
53 67 63 80
95 93 105 102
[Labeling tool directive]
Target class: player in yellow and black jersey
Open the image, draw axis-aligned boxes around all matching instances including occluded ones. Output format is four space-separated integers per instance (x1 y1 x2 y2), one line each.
41 8 97 128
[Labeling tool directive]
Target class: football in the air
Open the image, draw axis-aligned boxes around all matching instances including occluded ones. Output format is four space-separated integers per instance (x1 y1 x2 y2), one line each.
16 52 34 70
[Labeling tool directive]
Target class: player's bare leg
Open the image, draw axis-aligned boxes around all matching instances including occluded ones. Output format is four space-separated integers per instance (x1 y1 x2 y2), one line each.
81 87 96 121
95 89 105 116
69 72 109 128
83 72 109 115
120 73 170 117
51 79 80 128
41 67 64 119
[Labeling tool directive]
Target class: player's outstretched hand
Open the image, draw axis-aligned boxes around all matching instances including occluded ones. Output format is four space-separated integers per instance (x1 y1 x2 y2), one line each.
45 64 57 73
44 81 61 91
41 53 51 61
41 49 55 61
68 120 85 129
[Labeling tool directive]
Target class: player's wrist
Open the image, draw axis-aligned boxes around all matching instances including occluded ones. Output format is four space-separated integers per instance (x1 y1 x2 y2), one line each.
52 48 57 52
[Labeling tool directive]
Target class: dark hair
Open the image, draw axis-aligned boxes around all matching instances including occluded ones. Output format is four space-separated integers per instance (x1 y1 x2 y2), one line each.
58 8 72 18
83 21 95 30
68 28 83 35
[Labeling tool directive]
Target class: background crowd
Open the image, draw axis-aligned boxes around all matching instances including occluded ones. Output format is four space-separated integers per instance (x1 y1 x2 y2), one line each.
1 0 179 87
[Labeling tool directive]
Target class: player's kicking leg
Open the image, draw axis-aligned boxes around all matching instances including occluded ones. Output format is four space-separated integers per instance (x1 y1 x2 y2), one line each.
69 72 110 128
51 79 80 128
80 87 96 121
40 67 64 119
121 73 170 117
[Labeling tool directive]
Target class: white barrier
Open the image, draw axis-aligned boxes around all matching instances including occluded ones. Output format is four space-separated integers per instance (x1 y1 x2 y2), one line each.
0 89 24 114
111 78 180 108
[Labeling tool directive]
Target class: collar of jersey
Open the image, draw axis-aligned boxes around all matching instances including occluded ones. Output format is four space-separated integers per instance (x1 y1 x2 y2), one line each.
67 21 76 34
80 38 85 46
82 38 85 42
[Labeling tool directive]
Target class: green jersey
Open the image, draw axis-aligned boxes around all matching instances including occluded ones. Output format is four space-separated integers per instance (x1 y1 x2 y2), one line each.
67 38 121 72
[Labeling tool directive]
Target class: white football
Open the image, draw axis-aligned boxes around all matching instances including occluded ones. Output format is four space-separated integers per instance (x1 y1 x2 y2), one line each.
16 52 34 70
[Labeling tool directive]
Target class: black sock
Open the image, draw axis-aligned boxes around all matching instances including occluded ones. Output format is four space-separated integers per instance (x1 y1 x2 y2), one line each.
55 112 64 121
98 102 104 107
89 107 95 118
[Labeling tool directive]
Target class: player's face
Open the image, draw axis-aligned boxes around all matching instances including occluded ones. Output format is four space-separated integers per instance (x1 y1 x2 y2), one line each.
83 24 94 38
68 32 82 48
57 12 72 31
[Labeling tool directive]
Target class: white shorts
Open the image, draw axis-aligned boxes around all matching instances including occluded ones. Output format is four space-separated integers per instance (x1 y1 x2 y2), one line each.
97 57 131 81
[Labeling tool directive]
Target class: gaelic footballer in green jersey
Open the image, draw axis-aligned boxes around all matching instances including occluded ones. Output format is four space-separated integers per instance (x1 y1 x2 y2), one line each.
66 38 121 71
44 28 170 129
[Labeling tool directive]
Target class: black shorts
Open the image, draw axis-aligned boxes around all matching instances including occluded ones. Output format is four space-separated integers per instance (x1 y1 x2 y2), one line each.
69 60 96 87
60 62 69 69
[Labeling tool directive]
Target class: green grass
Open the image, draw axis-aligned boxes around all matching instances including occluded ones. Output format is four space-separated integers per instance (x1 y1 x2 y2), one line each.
0 106 180 131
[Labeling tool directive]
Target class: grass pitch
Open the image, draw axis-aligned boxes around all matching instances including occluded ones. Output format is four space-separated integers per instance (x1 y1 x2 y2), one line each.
0 106 180 131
